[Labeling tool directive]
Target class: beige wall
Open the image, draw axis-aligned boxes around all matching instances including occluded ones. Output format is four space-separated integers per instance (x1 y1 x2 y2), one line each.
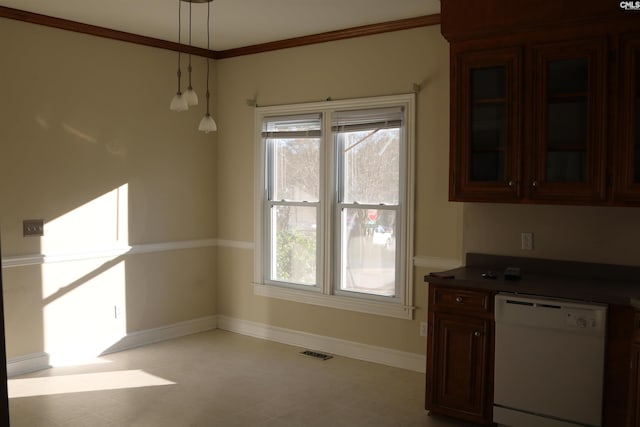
215 25 461 355
0 19 217 359
1 18 466 361
463 203 640 266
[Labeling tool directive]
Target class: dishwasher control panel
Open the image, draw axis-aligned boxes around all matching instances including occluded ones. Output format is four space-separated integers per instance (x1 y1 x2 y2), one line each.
495 293 607 335
566 310 599 329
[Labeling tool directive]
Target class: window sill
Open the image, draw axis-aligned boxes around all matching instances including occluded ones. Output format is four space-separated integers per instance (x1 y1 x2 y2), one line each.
252 283 414 319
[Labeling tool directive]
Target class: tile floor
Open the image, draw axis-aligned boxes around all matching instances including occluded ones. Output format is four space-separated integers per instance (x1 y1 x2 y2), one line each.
8 330 476 427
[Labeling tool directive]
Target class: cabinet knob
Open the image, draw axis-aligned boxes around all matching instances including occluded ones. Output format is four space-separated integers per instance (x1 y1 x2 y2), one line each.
474 331 481 337
508 180 515 187
455 296 463 303
532 180 538 188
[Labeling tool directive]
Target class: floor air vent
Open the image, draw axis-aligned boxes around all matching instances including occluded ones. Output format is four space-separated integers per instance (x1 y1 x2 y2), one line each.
300 350 333 360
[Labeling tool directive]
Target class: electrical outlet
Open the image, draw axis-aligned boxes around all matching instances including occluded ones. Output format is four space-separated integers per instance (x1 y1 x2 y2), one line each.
521 232 533 250
420 322 428 337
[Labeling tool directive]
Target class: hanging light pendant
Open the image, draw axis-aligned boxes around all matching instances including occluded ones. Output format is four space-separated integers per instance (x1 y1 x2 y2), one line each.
169 0 188 111
198 0 217 133
183 1 199 106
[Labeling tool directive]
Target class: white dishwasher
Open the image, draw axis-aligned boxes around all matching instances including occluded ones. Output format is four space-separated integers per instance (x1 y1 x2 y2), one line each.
494 293 607 427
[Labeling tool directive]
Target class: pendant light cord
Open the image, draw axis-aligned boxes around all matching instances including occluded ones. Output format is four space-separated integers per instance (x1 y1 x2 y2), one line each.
176 0 182 94
188 2 193 89
205 1 211 115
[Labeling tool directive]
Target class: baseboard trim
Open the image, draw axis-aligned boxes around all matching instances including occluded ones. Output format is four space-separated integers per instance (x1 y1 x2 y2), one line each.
7 352 51 378
7 315 217 377
217 315 426 373
101 315 218 355
8 315 426 376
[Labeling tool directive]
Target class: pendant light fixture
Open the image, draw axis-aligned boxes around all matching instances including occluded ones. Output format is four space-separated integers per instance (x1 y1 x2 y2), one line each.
183 1 198 107
170 0 217 133
198 0 217 133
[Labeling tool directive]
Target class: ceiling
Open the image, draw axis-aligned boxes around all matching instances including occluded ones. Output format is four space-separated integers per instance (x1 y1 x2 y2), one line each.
0 0 441 51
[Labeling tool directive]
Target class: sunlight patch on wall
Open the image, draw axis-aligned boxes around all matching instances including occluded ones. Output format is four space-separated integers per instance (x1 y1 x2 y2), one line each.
8 370 175 398
40 184 130 366
41 184 129 256
43 259 127 366
61 123 98 144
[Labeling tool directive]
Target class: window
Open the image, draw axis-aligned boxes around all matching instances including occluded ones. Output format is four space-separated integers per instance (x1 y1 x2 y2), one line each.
253 94 415 319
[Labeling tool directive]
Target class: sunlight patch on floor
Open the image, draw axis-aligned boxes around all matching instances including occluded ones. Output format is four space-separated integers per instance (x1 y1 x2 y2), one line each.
8 370 175 398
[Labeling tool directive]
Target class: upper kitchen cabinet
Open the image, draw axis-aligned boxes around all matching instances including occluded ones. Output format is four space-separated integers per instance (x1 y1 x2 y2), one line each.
450 48 521 202
528 39 607 203
442 0 640 206
614 34 640 203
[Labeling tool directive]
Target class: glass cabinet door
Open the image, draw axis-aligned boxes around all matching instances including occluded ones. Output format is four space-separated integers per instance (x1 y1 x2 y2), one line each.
450 48 521 201
530 39 607 202
614 34 640 202
636 52 640 182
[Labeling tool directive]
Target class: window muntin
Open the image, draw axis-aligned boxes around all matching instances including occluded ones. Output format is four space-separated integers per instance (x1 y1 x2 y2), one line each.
255 94 415 318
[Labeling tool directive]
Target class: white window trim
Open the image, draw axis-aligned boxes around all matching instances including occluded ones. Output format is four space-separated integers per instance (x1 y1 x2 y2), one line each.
253 94 415 320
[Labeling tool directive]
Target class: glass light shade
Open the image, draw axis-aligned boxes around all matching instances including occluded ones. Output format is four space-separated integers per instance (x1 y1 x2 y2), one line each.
184 88 198 106
198 114 217 133
170 93 189 112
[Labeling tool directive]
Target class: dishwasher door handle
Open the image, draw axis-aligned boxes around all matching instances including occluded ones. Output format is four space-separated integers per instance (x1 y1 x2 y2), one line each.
505 299 562 309
505 299 534 307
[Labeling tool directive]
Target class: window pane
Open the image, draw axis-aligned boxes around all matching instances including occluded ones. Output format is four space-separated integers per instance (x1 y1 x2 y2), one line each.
340 208 396 297
270 205 317 286
270 137 320 201
339 128 400 205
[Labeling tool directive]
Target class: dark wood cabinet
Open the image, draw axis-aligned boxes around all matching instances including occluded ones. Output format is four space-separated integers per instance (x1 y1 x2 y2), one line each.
602 304 635 427
443 0 640 206
631 345 640 427
614 34 640 203
450 48 522 202
529 38 607 202
425 284 494 425
626 311 640 427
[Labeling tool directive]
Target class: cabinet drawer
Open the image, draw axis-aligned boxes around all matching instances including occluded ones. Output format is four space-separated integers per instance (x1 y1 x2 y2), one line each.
432 287 492 313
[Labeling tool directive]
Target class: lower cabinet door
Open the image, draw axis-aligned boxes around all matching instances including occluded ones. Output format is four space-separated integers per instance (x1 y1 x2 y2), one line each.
630 345 640 427
426 311 493 424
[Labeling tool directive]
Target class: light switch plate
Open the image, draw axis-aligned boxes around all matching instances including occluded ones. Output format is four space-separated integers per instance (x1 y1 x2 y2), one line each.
23 219 44 237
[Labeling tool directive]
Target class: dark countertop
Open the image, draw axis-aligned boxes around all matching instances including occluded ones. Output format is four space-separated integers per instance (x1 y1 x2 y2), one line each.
424 253 640 307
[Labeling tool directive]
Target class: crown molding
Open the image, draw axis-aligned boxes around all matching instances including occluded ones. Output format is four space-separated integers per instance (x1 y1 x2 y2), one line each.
0 5 215 58
0 5 440 59
216 14 441 59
